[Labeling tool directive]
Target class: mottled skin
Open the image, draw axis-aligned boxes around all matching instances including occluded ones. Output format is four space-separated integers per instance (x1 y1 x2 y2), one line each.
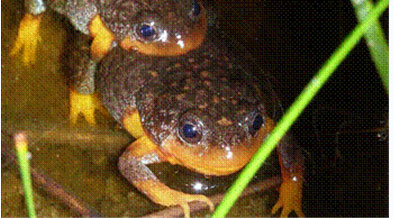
16 0 305 216
93 39 305 217
15 0 206 61
12 0 207 125
99 42 265 149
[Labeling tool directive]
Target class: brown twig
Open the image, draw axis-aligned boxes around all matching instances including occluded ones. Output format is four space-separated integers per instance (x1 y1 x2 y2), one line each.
2 142 103 217
6 124 131 154
142 176 282 218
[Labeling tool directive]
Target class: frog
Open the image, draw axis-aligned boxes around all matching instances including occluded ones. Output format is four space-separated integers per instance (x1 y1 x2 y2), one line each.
10 0 208 125
67 12 305 216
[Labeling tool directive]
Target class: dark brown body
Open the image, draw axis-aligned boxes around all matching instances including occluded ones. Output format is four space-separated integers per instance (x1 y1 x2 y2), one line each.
20 0 305 216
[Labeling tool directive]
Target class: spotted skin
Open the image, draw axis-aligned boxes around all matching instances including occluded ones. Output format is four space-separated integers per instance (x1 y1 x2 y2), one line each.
98 41 263 149
60 1 304 216
14 0 207 67
97 35 304 217
97 0 202 41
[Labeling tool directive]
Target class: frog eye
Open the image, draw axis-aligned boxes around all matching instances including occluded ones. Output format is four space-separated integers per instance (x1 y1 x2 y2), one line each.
189 1 201 19
191 1 201 16
138 24 157 40
179 120 203 144
248 113 265 136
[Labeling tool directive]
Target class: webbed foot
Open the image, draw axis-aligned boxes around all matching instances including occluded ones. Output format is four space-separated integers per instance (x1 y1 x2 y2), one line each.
69 88 108 125
10 13 42 65
271 178 305 217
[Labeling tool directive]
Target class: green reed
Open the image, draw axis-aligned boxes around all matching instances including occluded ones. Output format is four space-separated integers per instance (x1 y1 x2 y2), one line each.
212 0 389 217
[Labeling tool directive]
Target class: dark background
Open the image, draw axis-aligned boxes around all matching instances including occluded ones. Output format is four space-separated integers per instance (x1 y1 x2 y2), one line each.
213 1 388 217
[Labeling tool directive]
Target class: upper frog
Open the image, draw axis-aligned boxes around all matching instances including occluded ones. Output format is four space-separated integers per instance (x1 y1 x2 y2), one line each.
11 0 207 64
96 0 207 56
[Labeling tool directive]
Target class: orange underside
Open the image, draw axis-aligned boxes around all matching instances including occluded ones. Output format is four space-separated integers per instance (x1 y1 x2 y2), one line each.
161 118 276 176
122 110 304 217
122 109 275 176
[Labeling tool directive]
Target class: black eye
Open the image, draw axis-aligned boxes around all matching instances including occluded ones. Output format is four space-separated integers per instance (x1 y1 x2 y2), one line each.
191 1 201 16
139 24 156 39
182 124 198 138
249 113 265 136
179 117 203 144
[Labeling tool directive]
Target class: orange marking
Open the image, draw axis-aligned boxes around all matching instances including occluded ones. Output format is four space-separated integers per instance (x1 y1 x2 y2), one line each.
120 9 207 56
160 118 276 176
88 15 115 61
122 109 145 139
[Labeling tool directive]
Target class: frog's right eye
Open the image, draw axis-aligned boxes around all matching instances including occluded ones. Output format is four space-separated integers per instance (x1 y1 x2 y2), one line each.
191 1 201 16
248 113 265 136
179 119 203 144
137 24 157 40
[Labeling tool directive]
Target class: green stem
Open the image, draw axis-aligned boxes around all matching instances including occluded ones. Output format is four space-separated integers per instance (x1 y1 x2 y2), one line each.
351 0 389 93
14 133 37 218
211 0 389 217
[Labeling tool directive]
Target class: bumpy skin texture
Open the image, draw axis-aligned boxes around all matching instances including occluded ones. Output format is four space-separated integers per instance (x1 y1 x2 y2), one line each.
97 41 265 149
68 34 97 94
43 0 203 41
48 0 98 35
59 1 304 216
97 0 199 41
97 32 304 217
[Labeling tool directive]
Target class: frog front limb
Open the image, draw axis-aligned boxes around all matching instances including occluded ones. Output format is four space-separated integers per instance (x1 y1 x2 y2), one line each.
10 0 46 65
69 34 108 125
118 135 214 218
272 135 305 217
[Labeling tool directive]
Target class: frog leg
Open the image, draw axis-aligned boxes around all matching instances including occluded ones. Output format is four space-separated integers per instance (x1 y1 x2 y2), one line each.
69 34 108 125
119 113 214 218
88 15 115 61
271 135 305 217
10 0 46 65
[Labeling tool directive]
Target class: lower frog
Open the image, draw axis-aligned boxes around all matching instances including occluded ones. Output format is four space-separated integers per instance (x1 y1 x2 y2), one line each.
69 29 305 216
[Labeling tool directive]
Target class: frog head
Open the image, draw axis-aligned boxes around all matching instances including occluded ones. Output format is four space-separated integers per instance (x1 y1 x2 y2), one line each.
134 45 276 176
98 0 207 56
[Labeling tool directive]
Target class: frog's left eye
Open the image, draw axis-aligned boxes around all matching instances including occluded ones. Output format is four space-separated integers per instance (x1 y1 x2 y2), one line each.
138 24 157 40
248 113 265 136
178 116 203 144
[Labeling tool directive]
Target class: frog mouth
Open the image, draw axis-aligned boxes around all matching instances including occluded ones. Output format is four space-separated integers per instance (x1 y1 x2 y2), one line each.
160 118 275 176
119 9 207 56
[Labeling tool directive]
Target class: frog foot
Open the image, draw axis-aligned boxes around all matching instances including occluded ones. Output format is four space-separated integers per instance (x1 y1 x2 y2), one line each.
69 88 108 125
10 13 42 66
271 178 305 217
141 180 214 218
